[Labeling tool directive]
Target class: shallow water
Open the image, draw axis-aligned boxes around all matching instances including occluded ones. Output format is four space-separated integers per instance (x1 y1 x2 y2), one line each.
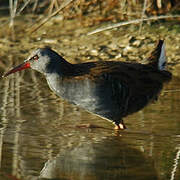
0 15 180 180
0 66 180 180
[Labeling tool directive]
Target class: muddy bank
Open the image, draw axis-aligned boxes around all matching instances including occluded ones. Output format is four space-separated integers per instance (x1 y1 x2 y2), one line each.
0 15 180 76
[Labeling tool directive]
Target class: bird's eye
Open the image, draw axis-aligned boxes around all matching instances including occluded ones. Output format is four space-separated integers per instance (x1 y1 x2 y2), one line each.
33 55 39 61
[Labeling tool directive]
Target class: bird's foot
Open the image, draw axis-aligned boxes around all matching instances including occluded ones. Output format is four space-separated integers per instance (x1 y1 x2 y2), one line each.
114 123 126 130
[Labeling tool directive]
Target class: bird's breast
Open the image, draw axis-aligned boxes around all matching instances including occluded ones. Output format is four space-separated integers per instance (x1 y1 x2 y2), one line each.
46 74 101 111
46 74 128 119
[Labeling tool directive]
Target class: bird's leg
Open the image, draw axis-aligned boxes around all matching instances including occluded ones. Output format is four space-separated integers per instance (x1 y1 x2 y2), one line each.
114 120 126 130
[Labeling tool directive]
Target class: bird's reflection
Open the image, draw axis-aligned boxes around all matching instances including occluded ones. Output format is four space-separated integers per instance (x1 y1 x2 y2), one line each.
39 136 157 180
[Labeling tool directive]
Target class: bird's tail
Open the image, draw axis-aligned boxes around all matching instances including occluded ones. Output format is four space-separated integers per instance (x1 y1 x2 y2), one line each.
148 40 166 71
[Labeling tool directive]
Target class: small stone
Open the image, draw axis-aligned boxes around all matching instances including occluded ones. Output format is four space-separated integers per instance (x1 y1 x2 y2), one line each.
78 46 86 50
132 40 141 47
90 49 98 56
108 43 118 50
123 45 133 53
36 37 42 41
136 35 146 40
115 53 122 59
43 39 57 44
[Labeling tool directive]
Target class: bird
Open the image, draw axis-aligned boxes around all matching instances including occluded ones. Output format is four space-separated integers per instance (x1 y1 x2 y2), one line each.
3 40 172 130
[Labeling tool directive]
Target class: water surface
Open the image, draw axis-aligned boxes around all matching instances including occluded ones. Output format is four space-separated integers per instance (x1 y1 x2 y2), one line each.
0 67 180 180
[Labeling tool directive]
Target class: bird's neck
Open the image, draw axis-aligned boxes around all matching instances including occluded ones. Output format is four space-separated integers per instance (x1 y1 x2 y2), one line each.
44 57 76 98
45 72 63 97
45 56 75 77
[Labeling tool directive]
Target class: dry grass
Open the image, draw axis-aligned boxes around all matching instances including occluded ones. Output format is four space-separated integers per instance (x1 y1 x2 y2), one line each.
4 0 180 31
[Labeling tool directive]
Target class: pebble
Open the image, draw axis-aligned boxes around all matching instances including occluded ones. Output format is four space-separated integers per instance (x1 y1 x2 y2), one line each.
123 45 133 53
43 39 58 44
115 53 122 59
107 43 118 50
90 49 98 56
132 40 141 47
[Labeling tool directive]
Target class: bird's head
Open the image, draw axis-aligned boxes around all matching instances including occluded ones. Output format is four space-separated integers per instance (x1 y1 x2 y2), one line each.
3 47 70 77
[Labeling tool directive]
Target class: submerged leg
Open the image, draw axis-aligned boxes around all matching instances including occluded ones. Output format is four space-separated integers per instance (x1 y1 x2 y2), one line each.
114 119 127 130
76 123 102 128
